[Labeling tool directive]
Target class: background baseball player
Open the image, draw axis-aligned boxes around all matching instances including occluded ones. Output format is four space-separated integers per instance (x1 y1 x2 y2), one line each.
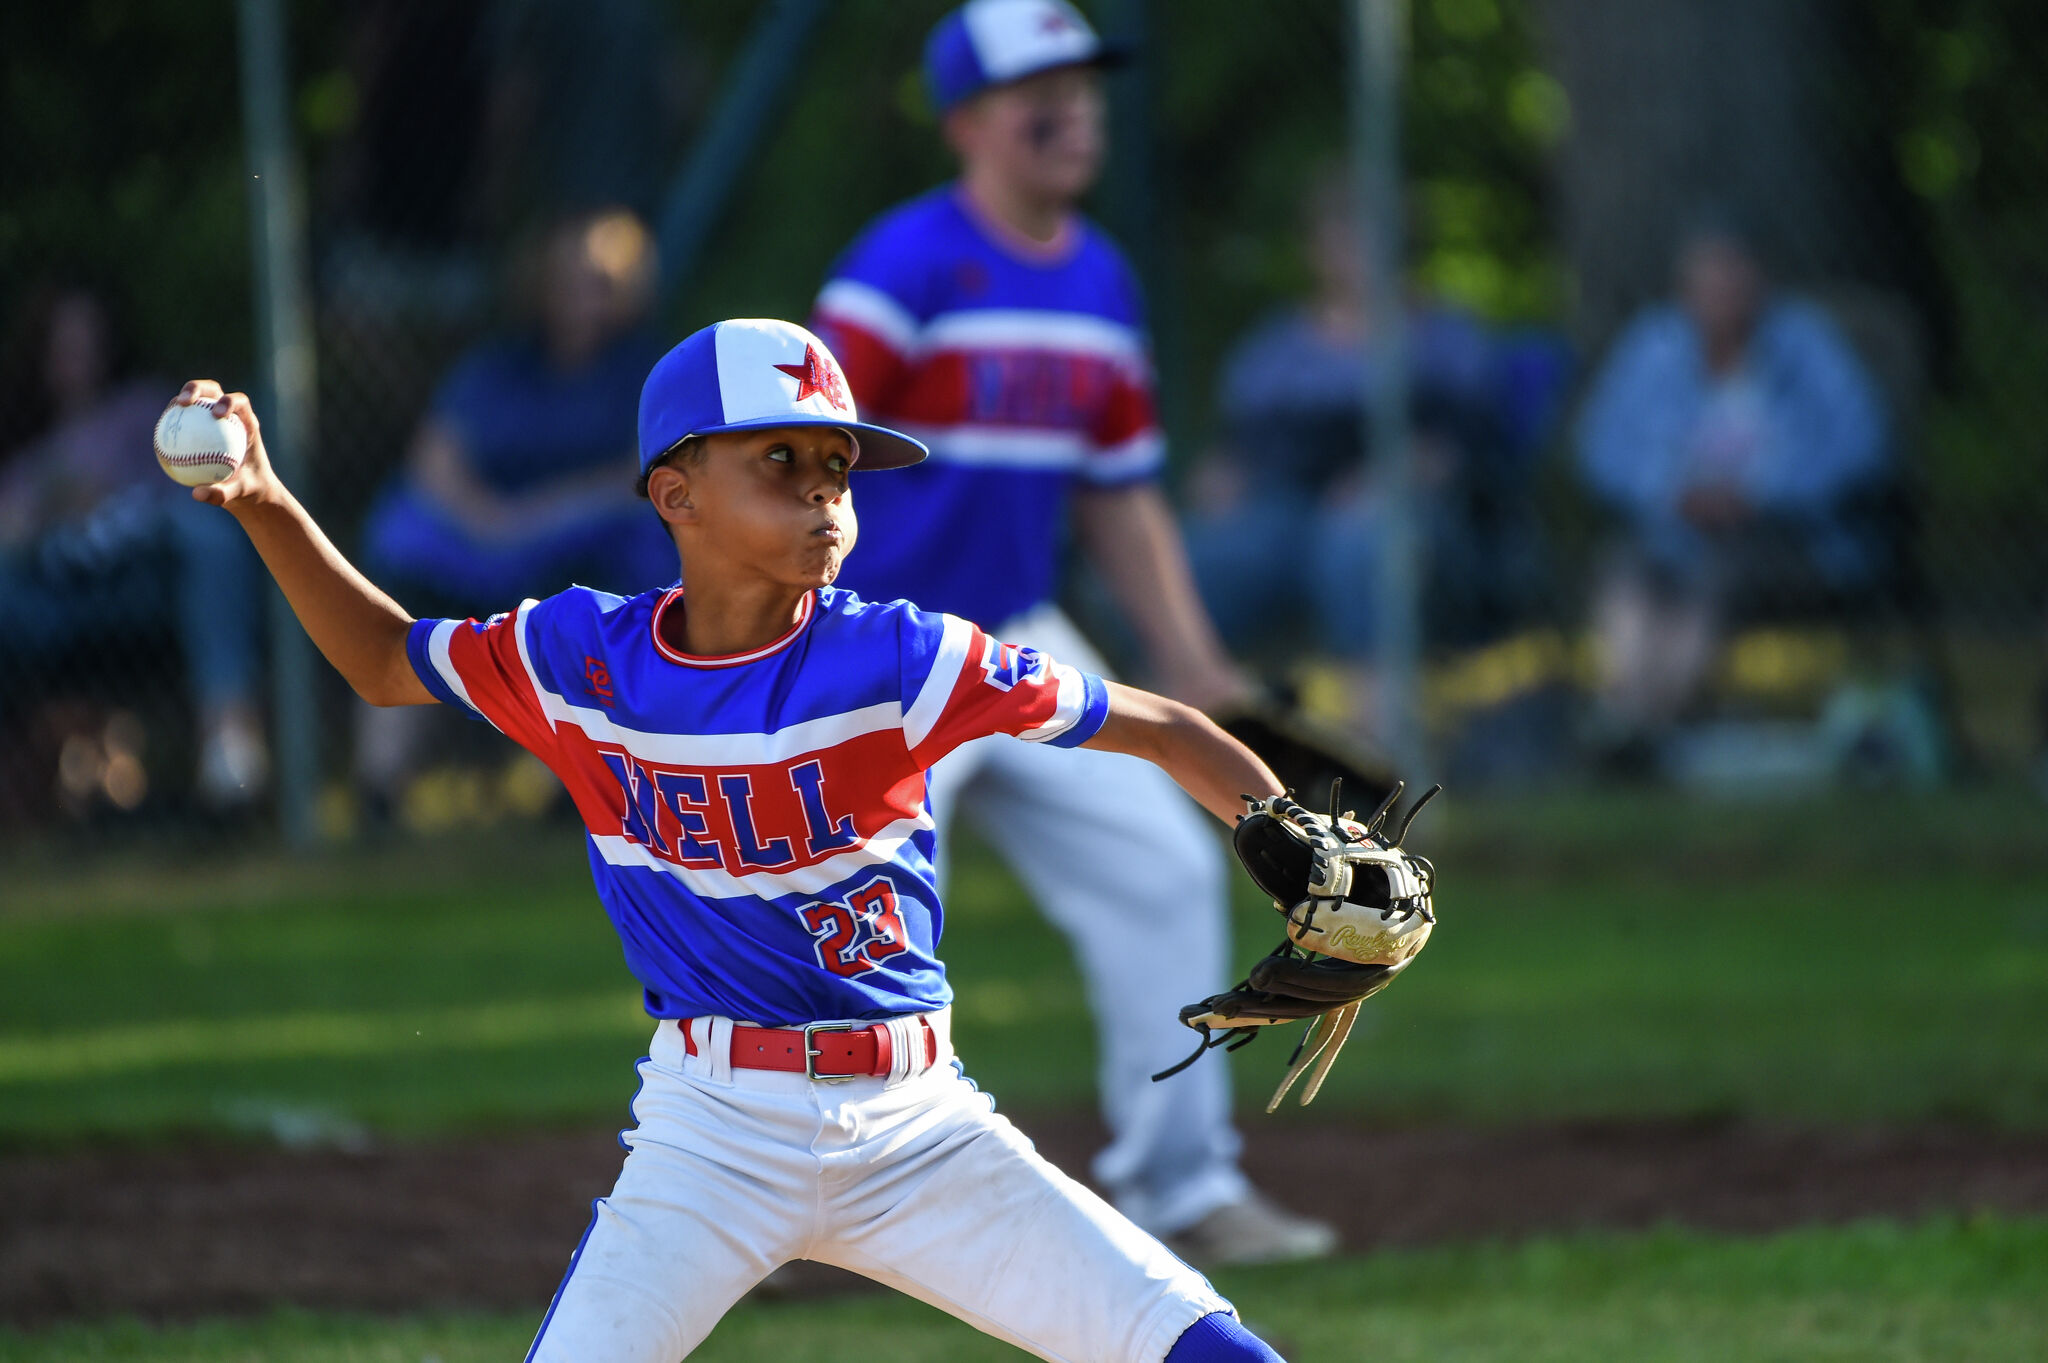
811 0 1336 1261
170 319 1294 1361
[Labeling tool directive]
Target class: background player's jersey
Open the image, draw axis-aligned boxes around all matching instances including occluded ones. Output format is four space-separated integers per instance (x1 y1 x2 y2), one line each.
407 585 1110 1024
812 185 1163 626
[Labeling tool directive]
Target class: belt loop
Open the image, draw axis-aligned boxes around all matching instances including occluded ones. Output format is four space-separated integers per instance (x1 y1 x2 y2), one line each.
703 1017 735 1085
675 1018 709 1081
883 1016 918 1083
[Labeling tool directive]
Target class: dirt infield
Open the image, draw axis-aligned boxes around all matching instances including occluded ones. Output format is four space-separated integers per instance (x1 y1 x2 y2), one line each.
6 1116 2047 1325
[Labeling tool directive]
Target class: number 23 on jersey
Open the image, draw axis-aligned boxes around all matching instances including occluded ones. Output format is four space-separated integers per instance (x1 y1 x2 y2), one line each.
800 874 911 977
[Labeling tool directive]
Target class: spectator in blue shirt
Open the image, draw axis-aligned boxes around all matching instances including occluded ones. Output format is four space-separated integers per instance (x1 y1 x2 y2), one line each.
354 209 673 812
1184 175 1532 735
0 284 268 810
1576 219 1888 761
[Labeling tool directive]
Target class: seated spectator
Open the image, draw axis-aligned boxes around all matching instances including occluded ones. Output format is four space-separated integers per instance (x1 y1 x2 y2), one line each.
354 209 674 813
1184 175 1535 732
0 284 267 810
1575 216 1889 768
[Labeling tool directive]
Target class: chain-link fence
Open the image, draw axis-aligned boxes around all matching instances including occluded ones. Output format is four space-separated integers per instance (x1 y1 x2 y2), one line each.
4 0 2044 840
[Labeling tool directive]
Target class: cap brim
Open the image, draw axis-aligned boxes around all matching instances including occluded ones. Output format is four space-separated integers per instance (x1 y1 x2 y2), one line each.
1091 39 1134 69
686 414 928 471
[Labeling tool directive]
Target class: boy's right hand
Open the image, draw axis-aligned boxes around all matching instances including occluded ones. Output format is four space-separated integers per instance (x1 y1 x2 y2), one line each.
172 381 283 513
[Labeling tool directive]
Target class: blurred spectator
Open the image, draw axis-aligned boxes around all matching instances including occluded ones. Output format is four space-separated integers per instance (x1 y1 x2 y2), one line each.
1183 175 1539 729
1575 217 1889 768
0 285 268 808
354 209 674 812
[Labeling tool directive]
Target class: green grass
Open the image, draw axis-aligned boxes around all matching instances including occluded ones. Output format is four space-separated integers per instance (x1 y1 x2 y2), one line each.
1 791 2045 1142
3 1217 2043 1362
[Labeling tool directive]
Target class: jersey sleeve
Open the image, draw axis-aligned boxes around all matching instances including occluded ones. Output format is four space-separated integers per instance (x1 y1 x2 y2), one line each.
1080 245 1166 487
811 220 927 418
405 598 560 761
897 608 1111 768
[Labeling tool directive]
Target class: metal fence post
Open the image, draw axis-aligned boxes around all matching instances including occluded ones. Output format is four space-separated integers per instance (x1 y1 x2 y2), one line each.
656 0 833 312
1349 0 1426 778
1097 0 1187 459
237 0 321 846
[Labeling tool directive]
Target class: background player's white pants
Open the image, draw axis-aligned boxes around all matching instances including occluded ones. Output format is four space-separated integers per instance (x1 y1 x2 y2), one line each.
528 1016 1233 1363
930 606 1249 1234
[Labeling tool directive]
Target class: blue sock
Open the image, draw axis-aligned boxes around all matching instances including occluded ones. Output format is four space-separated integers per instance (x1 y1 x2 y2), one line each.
1164 1310 1286 1363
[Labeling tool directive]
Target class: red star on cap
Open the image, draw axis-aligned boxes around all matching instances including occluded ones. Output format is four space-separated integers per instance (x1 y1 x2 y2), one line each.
773 344 849 411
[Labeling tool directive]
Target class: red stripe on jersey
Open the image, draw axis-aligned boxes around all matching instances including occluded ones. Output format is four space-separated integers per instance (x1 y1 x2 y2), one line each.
812 314 910 416
909 623 1066 768
847 344 1154 459
1092 368 1159 451
441 612 559 761
549 721 929 876
888 351 973 428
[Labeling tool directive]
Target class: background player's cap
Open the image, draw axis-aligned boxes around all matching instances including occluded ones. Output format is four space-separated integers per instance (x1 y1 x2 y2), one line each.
637 319 927 473
924 0 1128 114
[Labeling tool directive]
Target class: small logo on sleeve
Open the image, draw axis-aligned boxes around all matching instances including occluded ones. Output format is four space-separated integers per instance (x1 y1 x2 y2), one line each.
978 639 1048 693
583 655 616 706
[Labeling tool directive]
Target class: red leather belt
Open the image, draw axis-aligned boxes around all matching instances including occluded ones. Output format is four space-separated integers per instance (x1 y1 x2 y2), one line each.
684 1017 938 1081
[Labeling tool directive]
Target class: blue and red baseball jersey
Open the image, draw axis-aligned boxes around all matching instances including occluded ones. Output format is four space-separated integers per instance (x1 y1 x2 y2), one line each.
812 186 1163 626
407 585 1110 1024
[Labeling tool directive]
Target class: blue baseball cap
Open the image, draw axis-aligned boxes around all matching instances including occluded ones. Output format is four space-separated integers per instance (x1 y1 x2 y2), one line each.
925 0 1126 114
637 319 927 473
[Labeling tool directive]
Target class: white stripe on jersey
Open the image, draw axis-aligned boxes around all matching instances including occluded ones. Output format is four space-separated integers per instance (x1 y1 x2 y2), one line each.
1021 662 1096 743
589 809 935 902
815 278 922 352
915 308 1146 367
509 599 545 735
1078 429 1166 484
537 692 908 769
893 423 1093 471
902 614 977 751
427 618 483 717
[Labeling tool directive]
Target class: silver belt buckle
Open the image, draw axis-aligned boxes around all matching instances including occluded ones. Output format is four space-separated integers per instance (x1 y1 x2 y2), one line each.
802 1021 857 1082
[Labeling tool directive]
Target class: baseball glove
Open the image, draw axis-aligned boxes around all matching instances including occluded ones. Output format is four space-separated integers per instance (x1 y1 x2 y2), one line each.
1154 779 1440 1110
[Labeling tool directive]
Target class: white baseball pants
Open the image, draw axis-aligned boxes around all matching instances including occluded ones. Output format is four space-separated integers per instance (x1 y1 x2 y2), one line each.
928 606 1248 1234
526 1013 1233 1363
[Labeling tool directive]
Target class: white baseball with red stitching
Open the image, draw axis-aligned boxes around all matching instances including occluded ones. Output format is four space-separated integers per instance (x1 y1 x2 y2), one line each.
153 399 248 486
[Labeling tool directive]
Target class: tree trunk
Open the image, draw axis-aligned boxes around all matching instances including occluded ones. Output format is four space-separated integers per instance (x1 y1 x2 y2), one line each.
1532 0 1938 356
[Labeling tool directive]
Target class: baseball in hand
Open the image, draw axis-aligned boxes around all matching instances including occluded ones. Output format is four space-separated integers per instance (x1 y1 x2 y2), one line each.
154 398 248 486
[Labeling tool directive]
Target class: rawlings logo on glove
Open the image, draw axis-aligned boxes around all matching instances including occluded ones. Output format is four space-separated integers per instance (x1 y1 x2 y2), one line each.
1155 779 1440 1111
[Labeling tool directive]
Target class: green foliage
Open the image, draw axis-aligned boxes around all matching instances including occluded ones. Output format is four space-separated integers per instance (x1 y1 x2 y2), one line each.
0 0 252 377
1861 1 2048 609
3 1218 2045 1362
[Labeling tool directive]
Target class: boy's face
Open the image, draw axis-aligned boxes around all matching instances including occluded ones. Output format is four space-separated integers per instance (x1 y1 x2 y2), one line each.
947 65 1106 204
649 427 859 589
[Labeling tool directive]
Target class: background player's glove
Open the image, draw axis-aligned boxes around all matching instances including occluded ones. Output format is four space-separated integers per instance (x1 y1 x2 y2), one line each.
1155 780 1440 1111
1210 699 1400 826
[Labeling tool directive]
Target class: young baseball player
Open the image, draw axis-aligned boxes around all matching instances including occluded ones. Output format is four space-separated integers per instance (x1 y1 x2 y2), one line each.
810 0 1335 1260
171 317 1287 1361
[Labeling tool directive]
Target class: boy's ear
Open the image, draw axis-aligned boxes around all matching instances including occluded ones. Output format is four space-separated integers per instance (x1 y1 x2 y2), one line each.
940 103 979 159
646 464 697 528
